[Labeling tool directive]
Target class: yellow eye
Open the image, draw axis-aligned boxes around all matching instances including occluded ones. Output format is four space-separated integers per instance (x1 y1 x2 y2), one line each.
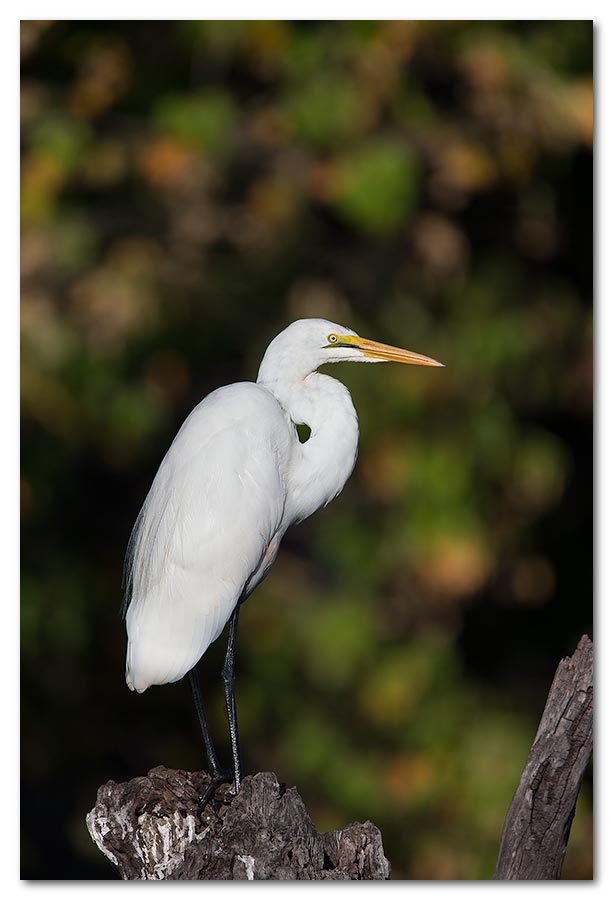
327 334 338 344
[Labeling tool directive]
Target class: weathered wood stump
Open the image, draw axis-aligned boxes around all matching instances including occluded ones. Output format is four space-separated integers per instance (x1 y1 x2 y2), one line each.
86 768 391 880
494 634 593 879
87 636 592 880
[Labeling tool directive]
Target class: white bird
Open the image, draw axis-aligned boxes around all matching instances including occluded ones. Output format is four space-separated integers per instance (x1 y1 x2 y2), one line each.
123 318 443 796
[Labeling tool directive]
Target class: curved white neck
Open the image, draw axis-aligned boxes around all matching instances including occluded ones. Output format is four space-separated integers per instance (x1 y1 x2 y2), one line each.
258 373 359 526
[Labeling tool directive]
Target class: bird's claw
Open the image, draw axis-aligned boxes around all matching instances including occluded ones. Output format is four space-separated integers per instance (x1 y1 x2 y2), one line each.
199 768 239 810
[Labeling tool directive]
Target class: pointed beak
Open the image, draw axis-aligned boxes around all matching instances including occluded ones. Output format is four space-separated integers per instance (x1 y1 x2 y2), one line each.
348 335 445 367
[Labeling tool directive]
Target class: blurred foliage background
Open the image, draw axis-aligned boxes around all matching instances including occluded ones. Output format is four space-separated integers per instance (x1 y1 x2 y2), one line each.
20 20 593 880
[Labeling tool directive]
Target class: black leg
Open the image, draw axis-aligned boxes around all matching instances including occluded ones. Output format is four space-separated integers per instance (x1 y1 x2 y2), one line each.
222 605 243 794
187 666 224 777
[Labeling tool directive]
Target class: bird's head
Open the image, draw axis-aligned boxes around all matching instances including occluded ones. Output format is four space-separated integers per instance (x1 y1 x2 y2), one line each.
257 318 444 383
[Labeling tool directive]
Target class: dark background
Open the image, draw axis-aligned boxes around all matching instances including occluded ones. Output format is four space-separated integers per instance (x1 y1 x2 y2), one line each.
21 20 593 879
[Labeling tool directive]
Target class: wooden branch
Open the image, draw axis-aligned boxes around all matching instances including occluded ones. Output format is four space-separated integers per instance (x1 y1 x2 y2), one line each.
86 768 391 880
494 634 593 880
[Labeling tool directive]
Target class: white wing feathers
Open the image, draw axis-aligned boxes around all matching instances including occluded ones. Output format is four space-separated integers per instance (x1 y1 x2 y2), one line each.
124 383 291 692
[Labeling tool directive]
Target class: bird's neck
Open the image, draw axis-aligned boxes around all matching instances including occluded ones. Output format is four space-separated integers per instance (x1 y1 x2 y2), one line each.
259 373 359 525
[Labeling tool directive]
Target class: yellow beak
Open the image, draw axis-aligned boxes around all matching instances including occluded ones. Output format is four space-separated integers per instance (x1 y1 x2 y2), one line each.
348 335 444 367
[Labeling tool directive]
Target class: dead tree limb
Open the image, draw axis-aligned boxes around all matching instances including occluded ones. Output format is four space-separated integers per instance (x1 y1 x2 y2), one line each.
494 634 593 880
86 768 390 880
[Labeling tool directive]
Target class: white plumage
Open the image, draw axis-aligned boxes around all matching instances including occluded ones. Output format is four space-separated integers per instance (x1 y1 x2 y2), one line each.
124 318 443 695
124 384 290 691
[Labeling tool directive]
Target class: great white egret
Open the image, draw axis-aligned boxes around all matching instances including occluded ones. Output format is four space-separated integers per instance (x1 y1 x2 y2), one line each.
123 318 443 796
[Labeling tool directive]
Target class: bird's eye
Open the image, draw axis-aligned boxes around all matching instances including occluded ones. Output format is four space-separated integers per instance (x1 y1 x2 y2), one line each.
328 334 338 344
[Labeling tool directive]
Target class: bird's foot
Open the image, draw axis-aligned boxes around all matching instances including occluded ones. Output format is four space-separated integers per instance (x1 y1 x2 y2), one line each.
199 768 239 810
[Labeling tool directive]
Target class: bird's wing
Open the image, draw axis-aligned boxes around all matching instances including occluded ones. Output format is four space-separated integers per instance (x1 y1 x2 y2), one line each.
124 382 291 692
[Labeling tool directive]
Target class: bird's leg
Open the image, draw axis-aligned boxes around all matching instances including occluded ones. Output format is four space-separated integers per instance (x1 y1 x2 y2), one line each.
221 604 243 795
187 666 232 803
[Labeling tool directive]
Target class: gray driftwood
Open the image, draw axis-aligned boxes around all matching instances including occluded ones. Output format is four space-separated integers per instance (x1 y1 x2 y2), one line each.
494 634 593 880
86 768 390 880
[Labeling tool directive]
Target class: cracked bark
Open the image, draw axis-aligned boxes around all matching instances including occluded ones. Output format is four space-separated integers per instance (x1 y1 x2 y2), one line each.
494 635 593 880
86 768 390 880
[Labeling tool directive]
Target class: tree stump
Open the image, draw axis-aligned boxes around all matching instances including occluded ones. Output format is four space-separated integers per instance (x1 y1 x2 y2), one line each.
86 768 391 880
494 635 593 879
86 636 592 880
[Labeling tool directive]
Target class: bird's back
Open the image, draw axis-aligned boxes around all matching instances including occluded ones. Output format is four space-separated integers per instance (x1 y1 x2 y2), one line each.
124 382 292 692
